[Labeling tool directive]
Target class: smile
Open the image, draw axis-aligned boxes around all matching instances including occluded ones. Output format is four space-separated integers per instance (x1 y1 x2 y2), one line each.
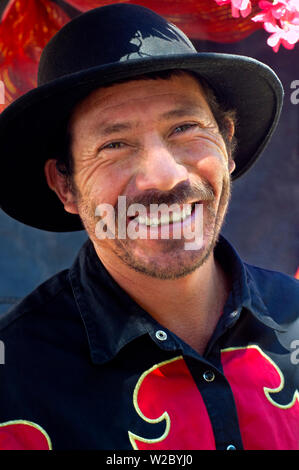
133 203 195 227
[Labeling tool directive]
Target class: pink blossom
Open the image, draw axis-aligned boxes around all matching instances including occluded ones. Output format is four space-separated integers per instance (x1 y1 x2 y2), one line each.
214 0 252 18
264 20 299 50
252 0 299 51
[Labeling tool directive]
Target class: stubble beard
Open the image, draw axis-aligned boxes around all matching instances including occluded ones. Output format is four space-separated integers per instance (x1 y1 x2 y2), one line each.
75 175 232 280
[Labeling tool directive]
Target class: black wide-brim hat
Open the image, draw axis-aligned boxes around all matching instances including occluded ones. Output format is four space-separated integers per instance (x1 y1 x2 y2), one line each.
0 3 283 232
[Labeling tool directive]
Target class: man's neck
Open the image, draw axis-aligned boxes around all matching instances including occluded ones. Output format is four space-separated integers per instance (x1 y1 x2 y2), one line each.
95 247 231 355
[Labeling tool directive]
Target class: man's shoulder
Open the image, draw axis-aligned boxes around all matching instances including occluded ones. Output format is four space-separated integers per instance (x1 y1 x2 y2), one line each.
245 262 299 292
245 262 299 324
0 269 73 334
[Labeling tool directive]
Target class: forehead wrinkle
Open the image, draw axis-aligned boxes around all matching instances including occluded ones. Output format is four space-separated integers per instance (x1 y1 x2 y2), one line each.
70 79 216 143
100 122 134 136
70 72 213 129
88 101 214 139
160 103 213 122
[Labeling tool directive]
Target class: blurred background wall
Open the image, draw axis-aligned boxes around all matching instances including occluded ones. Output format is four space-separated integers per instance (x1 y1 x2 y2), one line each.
0 0 298 314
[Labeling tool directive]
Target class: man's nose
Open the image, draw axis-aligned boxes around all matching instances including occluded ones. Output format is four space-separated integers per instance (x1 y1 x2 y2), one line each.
135 139 189 192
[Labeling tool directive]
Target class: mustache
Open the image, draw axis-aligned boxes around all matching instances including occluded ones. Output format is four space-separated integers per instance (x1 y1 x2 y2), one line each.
122 180 215 210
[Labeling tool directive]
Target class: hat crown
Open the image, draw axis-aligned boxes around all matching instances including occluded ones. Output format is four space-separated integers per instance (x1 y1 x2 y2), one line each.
38 3 197 85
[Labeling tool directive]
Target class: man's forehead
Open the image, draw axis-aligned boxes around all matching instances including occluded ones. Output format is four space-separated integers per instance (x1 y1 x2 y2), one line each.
90 105 217 139
69 72 213 129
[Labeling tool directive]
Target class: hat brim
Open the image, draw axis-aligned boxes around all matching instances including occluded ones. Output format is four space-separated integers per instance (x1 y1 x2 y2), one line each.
0 53 283 232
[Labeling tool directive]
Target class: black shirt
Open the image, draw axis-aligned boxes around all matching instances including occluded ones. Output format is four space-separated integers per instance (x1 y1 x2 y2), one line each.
0 236 298 450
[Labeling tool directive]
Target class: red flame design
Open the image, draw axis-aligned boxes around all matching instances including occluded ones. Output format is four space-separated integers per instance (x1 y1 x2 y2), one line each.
130 347 299 450
0 420 51 450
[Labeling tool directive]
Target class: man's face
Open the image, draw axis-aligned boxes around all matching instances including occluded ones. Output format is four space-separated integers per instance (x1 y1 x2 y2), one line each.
66 72 235 279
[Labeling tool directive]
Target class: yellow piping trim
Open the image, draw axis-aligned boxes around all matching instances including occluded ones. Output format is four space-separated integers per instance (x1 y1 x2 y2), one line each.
221 345 299 409
128 356 183 450
0 419 52 450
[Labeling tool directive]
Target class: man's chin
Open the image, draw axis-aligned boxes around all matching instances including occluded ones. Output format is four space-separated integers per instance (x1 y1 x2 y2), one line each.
112 235 217 280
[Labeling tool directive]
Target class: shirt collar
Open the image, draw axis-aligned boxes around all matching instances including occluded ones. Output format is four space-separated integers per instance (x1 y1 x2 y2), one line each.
69 240 177 364
69 235 284 365
214 236 285 332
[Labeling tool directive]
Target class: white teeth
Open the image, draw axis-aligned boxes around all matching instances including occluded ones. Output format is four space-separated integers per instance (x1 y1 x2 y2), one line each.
134 204 193 226
186 204 192 216
172 211 184 223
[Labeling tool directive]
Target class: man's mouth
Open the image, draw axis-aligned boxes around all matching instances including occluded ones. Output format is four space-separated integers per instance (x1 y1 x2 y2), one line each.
128 202 199 227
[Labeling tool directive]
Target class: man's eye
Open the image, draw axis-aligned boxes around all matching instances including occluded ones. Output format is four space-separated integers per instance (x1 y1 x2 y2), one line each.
103 142 124 150
173 124 196 134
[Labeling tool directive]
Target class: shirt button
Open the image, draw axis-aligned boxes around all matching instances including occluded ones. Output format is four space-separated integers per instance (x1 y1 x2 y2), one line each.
155 330 168 341
226 444 237 450
203 370 215 382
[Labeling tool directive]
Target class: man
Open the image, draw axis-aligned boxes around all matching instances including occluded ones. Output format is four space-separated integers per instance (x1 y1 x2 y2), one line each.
0 3 298 451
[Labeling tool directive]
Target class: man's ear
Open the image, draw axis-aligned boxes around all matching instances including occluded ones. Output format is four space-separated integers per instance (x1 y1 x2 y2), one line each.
44 159 79 215
225 117 236 175
228 157 236 174
228 158 236 175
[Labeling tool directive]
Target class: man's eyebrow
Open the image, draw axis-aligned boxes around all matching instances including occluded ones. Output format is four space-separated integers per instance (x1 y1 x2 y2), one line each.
160 105 205 121
95 105 208 136
99 122 133 136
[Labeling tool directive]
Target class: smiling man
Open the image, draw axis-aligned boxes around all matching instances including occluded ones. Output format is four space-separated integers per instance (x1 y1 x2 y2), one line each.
0 3 298 451
45 71 235 354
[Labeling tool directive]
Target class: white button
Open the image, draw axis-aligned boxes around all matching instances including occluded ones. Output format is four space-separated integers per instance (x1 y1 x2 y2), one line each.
226 444 236 450
203 370 215 382
155 330 168 341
